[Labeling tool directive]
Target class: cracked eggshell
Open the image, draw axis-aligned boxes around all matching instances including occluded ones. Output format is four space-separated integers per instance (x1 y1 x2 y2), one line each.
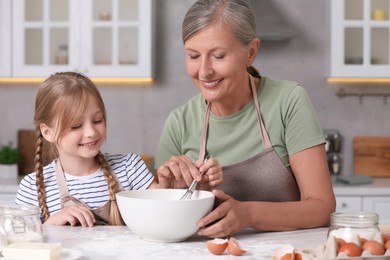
206 238 228 255
227 237 247 256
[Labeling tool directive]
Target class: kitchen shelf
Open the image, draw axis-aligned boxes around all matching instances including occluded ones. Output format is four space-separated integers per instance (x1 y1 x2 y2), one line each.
327 78 390 84
0 77 154 86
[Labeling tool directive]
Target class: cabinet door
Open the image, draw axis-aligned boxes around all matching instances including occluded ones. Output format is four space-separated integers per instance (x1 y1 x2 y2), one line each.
12 0 75 77
330 0 390 77
0 0 11 76
12 0 153 78
336 196 362 212
81 0 153 78
363 196 390 224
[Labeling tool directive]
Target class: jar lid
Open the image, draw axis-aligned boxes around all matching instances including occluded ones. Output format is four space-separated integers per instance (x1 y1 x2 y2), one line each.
0 205 40 216
331 212 379 227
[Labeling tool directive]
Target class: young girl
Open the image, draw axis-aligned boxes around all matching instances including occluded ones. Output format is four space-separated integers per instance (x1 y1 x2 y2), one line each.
15 72 222 227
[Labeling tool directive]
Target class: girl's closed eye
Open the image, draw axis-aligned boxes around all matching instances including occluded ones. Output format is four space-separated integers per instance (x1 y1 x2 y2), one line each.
71 124 82 130
94 118 103 124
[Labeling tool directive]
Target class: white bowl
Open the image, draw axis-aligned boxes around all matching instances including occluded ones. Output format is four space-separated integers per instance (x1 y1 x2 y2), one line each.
116 189 215 242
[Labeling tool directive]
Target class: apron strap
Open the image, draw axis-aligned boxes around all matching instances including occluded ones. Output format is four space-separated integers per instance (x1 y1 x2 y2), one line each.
55 160 71 200
249 75 272 150
199 102 211 161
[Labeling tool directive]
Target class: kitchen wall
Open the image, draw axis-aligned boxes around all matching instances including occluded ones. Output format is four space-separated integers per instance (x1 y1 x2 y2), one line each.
1 0 389 176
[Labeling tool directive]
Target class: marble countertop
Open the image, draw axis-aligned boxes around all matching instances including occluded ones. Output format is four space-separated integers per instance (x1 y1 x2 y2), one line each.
40 225 328 260
3 177 390 196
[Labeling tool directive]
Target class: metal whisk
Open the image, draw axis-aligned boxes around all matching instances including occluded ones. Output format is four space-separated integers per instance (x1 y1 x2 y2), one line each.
180 156 209 200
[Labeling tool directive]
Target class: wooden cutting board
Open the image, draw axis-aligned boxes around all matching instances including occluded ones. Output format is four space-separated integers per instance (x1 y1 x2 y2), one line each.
354 136 390 177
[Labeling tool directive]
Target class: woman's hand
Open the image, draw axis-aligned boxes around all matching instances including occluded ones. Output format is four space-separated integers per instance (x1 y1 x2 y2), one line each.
156 155 223 190
196 189 250 238
196 157 223 190
44 205 96 227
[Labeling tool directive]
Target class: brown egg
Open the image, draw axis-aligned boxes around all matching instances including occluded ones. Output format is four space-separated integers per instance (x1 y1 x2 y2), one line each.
385 239 390 250
360 237 367 245
335 237 346 248
227 237 247 256
338 242 362 257
382 234 390 243
362 240 385 255
206 238 228 255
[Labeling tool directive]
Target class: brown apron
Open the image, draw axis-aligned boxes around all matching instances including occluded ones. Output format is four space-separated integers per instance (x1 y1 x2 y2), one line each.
55 161 121 225
200 74 300 202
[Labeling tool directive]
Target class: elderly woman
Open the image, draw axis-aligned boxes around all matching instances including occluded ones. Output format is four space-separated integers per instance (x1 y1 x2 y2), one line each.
156 0 335 238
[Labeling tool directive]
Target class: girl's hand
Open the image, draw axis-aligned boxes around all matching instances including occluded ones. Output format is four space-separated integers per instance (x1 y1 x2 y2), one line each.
44 205 96 227
196 190 249 238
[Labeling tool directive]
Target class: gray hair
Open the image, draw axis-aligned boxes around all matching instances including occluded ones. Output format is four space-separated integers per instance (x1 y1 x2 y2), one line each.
182 0 257 47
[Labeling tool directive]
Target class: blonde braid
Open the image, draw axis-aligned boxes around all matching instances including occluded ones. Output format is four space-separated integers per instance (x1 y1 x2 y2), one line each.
35 130 50 222
96 151 124 226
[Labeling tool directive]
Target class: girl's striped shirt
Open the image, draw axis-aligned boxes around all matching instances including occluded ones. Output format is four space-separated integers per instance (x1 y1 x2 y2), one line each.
15 153 154 216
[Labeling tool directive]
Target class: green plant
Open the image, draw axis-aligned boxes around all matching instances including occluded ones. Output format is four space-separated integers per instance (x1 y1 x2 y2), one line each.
0 143 21 165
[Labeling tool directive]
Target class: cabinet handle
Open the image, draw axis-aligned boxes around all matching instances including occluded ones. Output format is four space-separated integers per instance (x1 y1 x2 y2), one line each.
341 202 347 208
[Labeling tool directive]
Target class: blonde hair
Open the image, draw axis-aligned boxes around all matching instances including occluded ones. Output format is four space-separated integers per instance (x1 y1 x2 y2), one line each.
34 71 124 225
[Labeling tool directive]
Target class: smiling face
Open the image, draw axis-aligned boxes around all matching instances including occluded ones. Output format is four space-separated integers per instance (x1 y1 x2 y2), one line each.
40 93 106 163
184 23 259 115
56 94 106 161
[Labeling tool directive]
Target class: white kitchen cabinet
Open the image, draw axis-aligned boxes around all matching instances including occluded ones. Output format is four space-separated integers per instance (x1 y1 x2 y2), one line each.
336 195 390 224
7 0 153 79
335 196 362 212
334 178 390 224
330 0 390 78
363 196 390 223
0 0 11 77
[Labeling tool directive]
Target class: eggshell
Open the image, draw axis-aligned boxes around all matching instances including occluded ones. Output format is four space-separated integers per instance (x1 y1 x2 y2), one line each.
206 238 228 255
362 240 385 256
272 244 295 260
227 237 247 256
338 242 362 257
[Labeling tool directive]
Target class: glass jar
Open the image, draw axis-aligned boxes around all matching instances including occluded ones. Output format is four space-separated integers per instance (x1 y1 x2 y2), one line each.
0 205 43 245
328 212 381 242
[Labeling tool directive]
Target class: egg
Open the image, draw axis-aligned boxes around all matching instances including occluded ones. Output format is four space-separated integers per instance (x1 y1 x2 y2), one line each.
359 237 367 246
382 234 390 243
206 238 228 255
362 240 385 256
338 242 362 257
335 237 346 248
227 237 247 256
385 239 390 250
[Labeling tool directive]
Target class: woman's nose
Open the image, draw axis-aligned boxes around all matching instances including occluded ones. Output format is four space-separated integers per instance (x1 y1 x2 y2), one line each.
199 58 213 78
